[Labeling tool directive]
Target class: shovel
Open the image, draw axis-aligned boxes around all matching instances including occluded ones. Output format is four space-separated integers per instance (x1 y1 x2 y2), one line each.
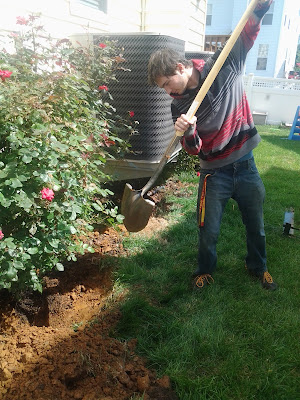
121 0 261 232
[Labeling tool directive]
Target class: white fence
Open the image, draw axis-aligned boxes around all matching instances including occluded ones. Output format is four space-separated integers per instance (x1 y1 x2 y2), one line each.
243 74 300 125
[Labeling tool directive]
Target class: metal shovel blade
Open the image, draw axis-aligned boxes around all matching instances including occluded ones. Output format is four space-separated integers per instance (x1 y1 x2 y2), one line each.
121 183 155 232
121 136 181 232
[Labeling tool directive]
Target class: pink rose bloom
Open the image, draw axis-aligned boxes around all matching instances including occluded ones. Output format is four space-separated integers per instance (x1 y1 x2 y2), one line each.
129 111 135 118
0 230 4 240
0 70 13 81
99 43 107 49
197 172 200 176
41 188 55 201
98 85 108 91
16 16 29 25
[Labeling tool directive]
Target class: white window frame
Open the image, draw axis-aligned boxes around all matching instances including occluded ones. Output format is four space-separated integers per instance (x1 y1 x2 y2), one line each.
70 0 108 22
206 4 212 26
256 44 269 70
77 0 107 13
262 2 274 25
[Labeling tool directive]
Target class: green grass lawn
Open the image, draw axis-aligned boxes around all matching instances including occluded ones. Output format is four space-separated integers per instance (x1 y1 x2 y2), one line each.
115 126 300 400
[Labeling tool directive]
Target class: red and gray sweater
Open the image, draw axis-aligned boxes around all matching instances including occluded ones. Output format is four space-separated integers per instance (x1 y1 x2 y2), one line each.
171 1 272 169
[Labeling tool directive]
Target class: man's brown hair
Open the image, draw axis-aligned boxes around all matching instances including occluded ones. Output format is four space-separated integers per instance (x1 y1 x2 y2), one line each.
147 48 192 86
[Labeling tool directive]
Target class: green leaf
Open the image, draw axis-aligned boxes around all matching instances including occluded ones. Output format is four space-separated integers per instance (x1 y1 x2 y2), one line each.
4 238 16 250
10 178 23 188
69 226 77 234
0 170 8 179
27 247 39 255
6 264 18 280
40 173 50 182
13 261 25 270
69 150 81 157
18 175 29 182
0 192 11 207
70 210 77 221
44 245 53 254
29 224 37 235
56 263 64 271
50 138 68 152
14 191 33 211
30 270 42 293
93 202 103 211
22 154 33 163
73 204 82 213
93 160 105 165
98 189 109 197
49 239 59 248
47 213 55 222
16 116 24 125
33 281 43 293
116 214 124 223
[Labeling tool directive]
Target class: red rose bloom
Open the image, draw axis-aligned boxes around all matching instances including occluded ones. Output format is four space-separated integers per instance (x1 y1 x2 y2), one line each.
16 16 29 25
99 43 107 49
41 188 55 201
129 111 135 118
0 70 13 82
98 85 108 91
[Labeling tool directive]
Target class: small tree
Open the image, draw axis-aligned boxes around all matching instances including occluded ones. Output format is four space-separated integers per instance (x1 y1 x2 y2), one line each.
0 14 134 293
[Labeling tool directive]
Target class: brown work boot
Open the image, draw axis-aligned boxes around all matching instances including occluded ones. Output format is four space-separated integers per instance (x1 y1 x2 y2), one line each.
260 271 278 291
246 265 278 291
192 274 214 291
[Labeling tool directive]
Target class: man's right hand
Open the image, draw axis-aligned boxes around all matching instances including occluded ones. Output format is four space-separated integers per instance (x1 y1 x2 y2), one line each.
175 114 197 135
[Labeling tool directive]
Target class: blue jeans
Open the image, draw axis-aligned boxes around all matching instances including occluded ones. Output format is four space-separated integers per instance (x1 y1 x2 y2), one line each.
196 156 266 276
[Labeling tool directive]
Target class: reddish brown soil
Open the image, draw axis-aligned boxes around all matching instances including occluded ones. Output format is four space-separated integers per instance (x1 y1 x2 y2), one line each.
0 179 188 400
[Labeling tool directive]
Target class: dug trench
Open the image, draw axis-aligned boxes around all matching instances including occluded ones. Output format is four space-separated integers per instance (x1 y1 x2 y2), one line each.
0 177 189 400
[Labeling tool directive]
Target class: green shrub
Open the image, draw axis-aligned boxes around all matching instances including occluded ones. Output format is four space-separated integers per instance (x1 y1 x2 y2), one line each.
0 14 135 292
173 148 200 174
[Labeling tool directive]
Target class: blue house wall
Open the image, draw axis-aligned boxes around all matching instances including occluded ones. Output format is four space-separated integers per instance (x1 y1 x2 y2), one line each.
205 0 300 78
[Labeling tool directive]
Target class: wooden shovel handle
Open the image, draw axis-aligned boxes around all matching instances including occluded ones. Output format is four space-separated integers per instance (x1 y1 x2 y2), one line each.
175 0 261 136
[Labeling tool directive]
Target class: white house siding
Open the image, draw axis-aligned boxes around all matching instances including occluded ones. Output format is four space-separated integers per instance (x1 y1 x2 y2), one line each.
0 0 109 42
0 0 207 50
143 0 207 51
107 0 141 32
186 1 207 50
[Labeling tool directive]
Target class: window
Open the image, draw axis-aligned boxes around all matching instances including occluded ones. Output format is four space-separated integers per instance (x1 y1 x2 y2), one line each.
256 44 269 70
205 35 230 52
77 0 107 13
206 4 212 26
262 2 274 25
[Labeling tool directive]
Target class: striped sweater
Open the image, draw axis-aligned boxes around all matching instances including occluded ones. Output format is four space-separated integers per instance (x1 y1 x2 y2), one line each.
171 1 272 169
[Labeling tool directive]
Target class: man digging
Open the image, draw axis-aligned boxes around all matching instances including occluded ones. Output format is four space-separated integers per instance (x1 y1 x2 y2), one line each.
148 0 277 291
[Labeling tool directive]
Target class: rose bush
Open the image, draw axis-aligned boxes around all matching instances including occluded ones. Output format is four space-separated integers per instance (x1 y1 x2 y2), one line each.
0 14 135 293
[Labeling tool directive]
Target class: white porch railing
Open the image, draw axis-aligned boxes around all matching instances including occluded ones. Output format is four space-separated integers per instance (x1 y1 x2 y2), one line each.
243 74 300 125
